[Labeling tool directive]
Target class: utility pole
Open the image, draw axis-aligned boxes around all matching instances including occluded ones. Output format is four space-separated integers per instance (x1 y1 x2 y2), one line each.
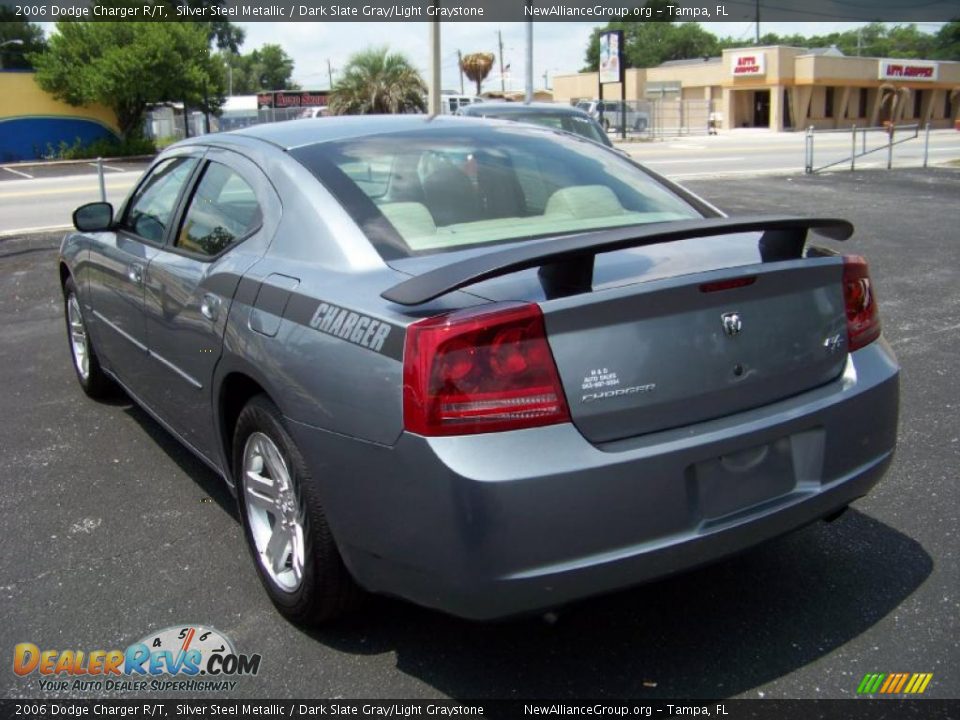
755 0 760 43
327 59 334 90
524 15 533 104
428 17 441 114
498 29 505 93
543 69 549 90
457 50 464 95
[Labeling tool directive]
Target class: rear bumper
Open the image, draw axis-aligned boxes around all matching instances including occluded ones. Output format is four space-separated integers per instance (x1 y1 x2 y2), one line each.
288 339 899 621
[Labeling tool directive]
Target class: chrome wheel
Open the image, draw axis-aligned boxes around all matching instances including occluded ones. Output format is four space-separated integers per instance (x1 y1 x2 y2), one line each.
242 431 305 592
67 293 89 381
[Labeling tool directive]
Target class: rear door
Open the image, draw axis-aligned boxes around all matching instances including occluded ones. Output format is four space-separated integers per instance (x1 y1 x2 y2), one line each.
85 155 200 392
141 149 278 460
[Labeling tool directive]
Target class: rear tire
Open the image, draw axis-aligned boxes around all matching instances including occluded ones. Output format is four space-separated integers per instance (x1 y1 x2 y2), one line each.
63 276 114 399
233 395 359 624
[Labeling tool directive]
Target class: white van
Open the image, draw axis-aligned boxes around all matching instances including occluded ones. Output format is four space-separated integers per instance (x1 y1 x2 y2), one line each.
440 94 483 114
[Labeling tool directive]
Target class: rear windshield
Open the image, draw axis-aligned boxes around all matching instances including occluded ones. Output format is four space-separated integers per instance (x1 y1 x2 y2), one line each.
290 125 700 260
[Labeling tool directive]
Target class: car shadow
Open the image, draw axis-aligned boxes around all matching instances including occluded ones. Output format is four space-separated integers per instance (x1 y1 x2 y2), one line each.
120 400 238 522
108 388 930 699
300 509 931 699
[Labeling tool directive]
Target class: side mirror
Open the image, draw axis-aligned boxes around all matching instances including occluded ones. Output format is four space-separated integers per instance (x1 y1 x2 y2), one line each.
73 202 114 232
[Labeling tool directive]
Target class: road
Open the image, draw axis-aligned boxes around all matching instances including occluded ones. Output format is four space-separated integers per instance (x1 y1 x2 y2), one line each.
618 127 960 180
2 130 959 236
1 168 957 701
0 161 148 236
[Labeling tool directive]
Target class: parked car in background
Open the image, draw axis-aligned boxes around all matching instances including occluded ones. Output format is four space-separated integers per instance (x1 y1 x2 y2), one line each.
577 99 650 132
440 93 483 114
457 101 613 147
298 106 330 119
60 116 898 625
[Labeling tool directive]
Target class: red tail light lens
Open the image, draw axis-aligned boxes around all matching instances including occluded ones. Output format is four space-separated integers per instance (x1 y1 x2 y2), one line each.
403 303 571 436
843 255 881 351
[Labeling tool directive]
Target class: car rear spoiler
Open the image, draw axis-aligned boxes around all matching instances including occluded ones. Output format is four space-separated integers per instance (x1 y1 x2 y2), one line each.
381 216 853 306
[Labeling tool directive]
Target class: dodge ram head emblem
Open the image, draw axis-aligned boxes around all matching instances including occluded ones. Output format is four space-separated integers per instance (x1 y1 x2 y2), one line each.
721 312 742 337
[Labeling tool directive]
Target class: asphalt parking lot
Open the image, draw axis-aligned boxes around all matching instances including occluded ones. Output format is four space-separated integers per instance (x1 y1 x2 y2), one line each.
1 168 957 701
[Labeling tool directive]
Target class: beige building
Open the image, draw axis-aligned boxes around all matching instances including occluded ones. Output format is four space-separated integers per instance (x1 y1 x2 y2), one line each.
554 46 960 131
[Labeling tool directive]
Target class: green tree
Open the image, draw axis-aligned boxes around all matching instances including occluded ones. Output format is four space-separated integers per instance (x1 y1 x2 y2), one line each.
933 20 960 60
224 44 299 94
0 9 47 69
329 47 426 115
31 21 225 139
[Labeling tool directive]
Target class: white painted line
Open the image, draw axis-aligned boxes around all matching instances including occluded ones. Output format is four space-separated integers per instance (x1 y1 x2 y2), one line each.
2 166 33 179
643 156 746 165
0 224 72 238
666 167 802 179
87 162 126 172
668 143 705 150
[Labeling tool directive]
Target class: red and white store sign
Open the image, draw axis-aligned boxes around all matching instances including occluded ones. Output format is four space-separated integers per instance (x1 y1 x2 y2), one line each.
731 53 766 77
879 59 938 82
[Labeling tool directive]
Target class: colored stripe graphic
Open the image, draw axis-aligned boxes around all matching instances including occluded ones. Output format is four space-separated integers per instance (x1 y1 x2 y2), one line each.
858 672 932 694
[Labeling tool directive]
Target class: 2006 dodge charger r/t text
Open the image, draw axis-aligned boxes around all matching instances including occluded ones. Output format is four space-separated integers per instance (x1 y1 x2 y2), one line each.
59 116 899 623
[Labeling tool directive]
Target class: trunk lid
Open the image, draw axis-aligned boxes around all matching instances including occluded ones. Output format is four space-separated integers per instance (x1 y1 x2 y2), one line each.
540 256 847 442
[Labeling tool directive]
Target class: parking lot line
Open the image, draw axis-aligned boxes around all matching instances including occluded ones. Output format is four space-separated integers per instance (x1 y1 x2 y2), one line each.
2 166 33 179
87 162 126 172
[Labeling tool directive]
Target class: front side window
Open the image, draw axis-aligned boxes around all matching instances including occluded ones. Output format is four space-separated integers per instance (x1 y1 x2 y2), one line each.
292 125 700 259
121 157 198 242
175 162 262 257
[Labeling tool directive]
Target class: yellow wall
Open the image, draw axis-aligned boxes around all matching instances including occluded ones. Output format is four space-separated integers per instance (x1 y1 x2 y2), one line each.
0 71 118 129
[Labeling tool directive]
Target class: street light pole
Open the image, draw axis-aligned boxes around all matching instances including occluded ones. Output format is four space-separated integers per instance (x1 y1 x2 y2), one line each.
428 17 441 115
524 13 533 104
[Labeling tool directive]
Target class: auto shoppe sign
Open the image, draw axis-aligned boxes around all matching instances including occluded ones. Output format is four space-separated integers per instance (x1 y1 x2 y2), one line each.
257 91 329 109
731 53 765 77
879 59 938 81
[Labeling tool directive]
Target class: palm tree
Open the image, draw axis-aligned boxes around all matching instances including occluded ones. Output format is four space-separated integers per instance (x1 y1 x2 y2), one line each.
460 52 495 96
329 47 427 115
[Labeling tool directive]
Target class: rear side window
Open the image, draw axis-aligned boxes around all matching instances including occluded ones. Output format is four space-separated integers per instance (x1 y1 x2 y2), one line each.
175 162 262 257
121 157 198 242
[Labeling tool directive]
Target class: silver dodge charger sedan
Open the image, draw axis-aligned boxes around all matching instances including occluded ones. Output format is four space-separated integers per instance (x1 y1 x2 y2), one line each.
59 116 899 624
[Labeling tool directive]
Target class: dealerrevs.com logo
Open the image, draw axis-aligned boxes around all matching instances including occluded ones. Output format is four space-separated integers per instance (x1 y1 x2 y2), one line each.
14 625 261 693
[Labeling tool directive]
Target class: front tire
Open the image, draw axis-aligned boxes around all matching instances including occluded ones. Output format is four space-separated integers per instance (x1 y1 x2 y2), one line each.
63 276 114 399
233 395 358 624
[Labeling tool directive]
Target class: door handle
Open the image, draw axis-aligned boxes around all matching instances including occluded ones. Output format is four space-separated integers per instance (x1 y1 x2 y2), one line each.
128 263 144 285
200 293 221 321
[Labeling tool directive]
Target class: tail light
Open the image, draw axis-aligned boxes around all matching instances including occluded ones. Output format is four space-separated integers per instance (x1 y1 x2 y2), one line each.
842 255 881 351
403 303 570 436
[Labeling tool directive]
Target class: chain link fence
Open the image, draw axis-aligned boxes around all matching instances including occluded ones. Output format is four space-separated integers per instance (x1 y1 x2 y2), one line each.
145 99 717 145
144 105 308 144
575 98 715 139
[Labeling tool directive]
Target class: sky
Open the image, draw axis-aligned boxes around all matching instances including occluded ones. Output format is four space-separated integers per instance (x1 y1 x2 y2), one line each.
236 21 947 93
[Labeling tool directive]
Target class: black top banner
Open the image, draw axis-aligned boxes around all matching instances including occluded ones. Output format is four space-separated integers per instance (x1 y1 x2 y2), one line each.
0 699 958 720
2 0 960 22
